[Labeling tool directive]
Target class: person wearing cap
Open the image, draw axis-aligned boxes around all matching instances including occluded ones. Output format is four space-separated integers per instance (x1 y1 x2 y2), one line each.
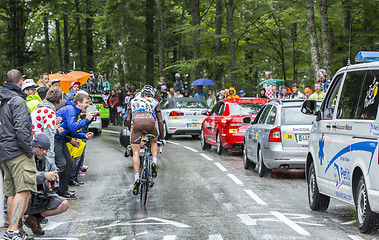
156 76 166 90
26 86 49 113
38 73 50 89
22 79 37 97
68 81 80 99
239 90 247 98
304 87 313 99
23 133 69 236
50 79 61 89
161 85 169 99
173 73 184 93
0 69 37 240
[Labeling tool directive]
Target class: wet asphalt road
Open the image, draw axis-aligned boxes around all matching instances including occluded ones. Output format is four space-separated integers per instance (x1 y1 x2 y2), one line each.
17 126 379 240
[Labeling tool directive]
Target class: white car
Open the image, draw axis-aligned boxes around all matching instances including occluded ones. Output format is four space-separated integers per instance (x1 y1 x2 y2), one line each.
88 104 102 135
161 98 208 139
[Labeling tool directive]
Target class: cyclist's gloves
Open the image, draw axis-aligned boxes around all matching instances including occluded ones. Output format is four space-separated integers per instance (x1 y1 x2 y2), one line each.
158 139 166 145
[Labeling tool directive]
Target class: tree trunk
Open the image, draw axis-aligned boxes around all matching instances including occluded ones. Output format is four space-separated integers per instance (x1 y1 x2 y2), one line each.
319 0 332 77
56 19 63 72
118 62 125 87
342 0 351 66
43 16 51 73
291 22 297 83
305 0 320 80
145 0 154 86
85 0 94 71
155 0 165 77
214 0 224 88
192 0 201 80
226 0 237 87
63 14 69 72
76 0 84 70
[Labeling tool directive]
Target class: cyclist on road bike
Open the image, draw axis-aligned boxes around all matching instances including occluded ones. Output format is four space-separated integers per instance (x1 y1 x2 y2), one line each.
126 85 165 195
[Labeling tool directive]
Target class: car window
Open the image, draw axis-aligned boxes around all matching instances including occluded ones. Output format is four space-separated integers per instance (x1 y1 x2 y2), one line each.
211 102 222 116
92 96 105 104
217 102 225 116
258 105 272 124
322 74 343 120
160 100 169 109
229 102 265 115
266 106 277 124
282 106 316 125
175 101 207 108
337 70 379 120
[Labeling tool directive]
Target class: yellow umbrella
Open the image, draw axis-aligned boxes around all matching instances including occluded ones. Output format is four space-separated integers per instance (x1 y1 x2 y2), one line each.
67 71 92 85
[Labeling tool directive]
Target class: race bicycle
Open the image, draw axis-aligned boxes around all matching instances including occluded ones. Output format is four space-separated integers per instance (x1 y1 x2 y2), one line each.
139 131 156 205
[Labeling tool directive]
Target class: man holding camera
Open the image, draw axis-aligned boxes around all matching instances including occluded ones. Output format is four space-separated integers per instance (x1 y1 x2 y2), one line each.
24 133 69 236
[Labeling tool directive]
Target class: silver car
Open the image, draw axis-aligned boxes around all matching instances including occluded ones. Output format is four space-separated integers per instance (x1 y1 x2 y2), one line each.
88 104 102 135
243 100 316 177
161 98 208 139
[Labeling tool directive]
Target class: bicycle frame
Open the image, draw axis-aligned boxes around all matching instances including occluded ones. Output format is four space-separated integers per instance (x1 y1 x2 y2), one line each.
139 132 155 205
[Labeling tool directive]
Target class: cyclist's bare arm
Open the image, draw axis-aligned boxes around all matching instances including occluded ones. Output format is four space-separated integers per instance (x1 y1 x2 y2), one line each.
155 103 164 140
126 102 132 129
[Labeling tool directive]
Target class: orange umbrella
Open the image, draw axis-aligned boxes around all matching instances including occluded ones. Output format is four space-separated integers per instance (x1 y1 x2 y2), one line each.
67 71 92 85
49 73 76 94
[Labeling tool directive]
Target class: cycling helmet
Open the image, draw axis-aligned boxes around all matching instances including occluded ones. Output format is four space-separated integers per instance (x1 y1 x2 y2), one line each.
141 85 155 97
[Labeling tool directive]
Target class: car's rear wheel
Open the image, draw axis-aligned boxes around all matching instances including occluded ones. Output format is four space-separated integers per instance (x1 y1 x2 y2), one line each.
164 123 172 140
243 143 255 170
216 132 224 155
308 162 330 211
356 175 375 233
102 119 109 128
257 148 268 177
201 129 211 150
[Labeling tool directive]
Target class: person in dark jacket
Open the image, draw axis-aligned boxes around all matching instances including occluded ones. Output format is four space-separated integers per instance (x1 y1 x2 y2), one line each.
258 88 269 99
109 89 119 125
55 94 95 199
0 69 37 240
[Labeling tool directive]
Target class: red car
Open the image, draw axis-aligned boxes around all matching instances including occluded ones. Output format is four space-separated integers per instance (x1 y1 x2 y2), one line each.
201 98 268 154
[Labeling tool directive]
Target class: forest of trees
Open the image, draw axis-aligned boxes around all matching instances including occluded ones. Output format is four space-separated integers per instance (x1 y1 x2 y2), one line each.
0 0 378 93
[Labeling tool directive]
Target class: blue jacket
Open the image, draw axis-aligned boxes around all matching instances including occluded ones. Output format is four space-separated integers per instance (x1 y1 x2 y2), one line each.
55 101 89 140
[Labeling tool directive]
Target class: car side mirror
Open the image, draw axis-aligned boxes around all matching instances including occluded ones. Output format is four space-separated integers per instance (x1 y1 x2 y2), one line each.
242 116 251 124
301 100 318 115
201 110 210 116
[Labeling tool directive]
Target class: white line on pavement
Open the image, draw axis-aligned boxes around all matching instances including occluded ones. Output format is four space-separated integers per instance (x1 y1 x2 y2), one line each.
184 146 199 152
244 189 267 206
35 238 79 240
341 220 356 225
166 141 180 145
163 235 177 240
270 211 310 236
237 214 257 226
102 129 120 134
348 235 365 240
214 162 228 172
227 174 244 185
200 153 213 161
110 237 126 240
208 234 223 240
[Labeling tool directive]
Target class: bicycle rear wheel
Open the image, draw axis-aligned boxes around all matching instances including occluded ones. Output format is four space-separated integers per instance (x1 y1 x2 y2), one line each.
140 177 148 205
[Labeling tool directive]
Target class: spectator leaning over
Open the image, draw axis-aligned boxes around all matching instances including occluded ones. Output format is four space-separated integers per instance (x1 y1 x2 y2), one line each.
309 82 326 100
258 88 269 99
207 89 216 108
109 89 119 125
0 69 37 240
27 86 49 113
271 85 279 99
22 79 37 98
304 88 313 99
24 133 69 236
317 69 330 93
227 87 239 98
55 94 95 199
173 73 184 93
38 73 50 89
239 90 247 98
194 86 207 99
291 83 304 99
31 88 63 165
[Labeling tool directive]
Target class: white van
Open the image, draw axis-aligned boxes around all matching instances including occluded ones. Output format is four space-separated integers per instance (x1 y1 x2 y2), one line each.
302 52 379 233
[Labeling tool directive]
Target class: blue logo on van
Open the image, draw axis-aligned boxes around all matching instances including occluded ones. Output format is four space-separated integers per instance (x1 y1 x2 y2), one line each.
325 142 378 176
318 134 325 165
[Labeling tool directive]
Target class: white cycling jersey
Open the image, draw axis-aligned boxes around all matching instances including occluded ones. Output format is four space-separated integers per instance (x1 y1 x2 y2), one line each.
130 97 159 120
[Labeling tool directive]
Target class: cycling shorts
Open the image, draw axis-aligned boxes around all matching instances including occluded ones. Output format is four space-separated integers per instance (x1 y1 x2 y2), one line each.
130 112 158 144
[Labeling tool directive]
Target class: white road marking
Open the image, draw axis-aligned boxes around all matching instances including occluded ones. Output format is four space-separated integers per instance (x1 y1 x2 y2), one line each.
43 221 69 231
348 235 365 240
237 214 257 226
341 220 356 225
214 162 228 172
166 141 180 145
163 235 177 240
200 153 213 161
96 217 190 229
110 237 126 240
270 211 310 236
184 146 198 152
223 203 234 211
208 234 223 240
244 189 267 206
227 174 244 185
102 129 120 134
35 238 79 240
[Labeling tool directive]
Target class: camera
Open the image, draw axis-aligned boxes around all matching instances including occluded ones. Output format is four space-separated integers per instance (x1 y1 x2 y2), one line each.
49 180 59 192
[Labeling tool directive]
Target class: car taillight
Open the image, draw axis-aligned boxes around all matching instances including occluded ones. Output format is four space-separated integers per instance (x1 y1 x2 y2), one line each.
269 126 281 142
226 121 242 128
169 111 184 116
94 113 101 117
103 104 109 108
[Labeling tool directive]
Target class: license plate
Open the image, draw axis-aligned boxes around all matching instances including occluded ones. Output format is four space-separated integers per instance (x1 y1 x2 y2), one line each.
172 117 178 120
282 134 294 140
229 129 238 133
298 134 309 142
187 123 201 128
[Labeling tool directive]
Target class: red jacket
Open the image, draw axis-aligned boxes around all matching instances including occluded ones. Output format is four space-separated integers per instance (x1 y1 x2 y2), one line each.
109 96 119 109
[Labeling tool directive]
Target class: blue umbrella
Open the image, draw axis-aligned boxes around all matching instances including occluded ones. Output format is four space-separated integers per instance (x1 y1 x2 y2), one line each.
191 78 216 86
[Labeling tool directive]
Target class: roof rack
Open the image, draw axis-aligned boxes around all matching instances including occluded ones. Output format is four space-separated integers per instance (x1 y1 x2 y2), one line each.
269 98 305 105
